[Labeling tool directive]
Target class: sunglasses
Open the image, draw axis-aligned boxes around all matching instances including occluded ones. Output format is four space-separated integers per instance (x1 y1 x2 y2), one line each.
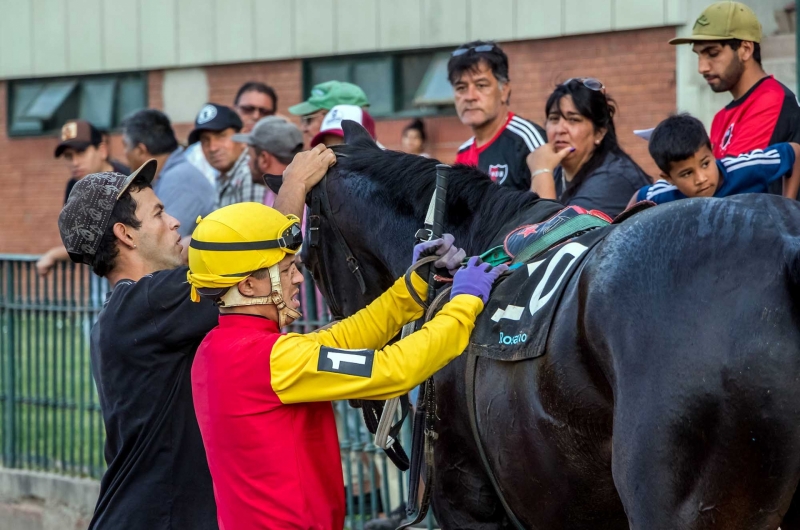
452 44 496 56
278 223 303 252
562 77 605 92
238 104 275 117
300 112 326 126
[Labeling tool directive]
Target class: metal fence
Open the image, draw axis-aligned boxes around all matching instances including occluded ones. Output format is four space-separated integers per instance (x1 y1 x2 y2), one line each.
0 255 428 529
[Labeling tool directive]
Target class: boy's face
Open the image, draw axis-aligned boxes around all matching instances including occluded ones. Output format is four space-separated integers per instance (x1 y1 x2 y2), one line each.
663 144 719 198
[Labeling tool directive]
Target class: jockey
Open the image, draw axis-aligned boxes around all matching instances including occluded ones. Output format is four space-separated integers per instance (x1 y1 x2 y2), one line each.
186 201 507 530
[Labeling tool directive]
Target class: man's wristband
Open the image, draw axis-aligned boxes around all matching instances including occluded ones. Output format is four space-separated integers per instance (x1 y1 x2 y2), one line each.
531 169 552 178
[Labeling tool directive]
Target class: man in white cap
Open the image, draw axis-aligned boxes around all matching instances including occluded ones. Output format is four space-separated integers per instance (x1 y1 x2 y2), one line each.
310 104 377 148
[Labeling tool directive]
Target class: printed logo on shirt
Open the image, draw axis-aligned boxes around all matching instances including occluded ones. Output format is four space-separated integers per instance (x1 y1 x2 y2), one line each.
317 347 375 378
721 123 734 150
488 164 509 185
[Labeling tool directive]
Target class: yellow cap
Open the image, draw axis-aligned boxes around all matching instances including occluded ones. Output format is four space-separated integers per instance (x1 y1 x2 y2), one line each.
670 1 761 45
186 202 301 302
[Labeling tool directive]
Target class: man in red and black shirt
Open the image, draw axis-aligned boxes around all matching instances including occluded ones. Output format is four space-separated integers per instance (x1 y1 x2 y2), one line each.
451 41 545 191
671 1 800 195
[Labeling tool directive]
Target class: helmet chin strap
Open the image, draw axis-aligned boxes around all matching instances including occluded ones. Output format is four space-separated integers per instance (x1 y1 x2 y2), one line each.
217 264 302 328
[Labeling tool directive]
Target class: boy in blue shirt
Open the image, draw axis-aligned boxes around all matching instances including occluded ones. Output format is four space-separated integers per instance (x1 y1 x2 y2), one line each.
634 114 800 205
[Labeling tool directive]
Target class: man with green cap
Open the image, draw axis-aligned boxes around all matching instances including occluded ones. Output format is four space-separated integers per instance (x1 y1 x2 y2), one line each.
289 80 369 148
670 1 800 171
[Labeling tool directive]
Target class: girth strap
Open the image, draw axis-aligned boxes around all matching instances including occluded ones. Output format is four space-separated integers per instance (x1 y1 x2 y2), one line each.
465 353 526 530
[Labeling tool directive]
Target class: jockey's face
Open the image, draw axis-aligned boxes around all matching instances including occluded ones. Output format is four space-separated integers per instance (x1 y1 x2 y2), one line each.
453 61 510 129
662 144 719 198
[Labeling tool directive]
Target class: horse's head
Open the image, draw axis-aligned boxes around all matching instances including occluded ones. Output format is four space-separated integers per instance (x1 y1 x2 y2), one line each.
300 121 433 317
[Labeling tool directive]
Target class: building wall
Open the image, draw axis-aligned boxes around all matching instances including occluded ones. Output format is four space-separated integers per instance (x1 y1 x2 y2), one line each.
0 26 676 254
0 0 683 79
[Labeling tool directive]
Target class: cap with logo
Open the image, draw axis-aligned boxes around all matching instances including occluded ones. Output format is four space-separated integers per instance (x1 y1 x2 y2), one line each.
58 159 158 266
231 116 303 160
288 81 370 116
54 120 103 158
310 105 376 148
669 1 761 45
187 104 243 145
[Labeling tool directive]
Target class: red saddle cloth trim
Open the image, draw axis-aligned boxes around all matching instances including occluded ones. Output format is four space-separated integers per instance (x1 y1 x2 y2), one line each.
503 205 612 258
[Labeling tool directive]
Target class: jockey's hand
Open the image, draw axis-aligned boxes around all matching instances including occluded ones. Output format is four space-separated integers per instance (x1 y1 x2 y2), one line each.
412 234 466 275
282 144 337 194
450 257 508 304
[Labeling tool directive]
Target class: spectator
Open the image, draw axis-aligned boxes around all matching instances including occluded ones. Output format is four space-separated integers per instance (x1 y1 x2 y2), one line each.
527 78 651 218
310 104 377 148
121 109 216 239
37 120 130 276
401 118 429 157
450 41 545 189
634 113 800 204
188 103 266 207
289 81 370 148
670 1 800 193
233 81 278 133
231 116 303 207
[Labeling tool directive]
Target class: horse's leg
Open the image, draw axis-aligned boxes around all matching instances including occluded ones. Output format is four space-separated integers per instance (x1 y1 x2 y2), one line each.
431 355 510 529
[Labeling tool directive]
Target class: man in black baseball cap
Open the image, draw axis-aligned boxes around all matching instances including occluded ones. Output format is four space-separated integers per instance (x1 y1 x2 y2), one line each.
59 159 221 529
189 103 266 206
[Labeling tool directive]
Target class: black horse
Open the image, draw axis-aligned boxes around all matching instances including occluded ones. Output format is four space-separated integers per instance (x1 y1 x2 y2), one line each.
299 123 800 529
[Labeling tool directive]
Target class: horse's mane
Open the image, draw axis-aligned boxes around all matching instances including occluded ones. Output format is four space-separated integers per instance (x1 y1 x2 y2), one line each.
333 137 544 248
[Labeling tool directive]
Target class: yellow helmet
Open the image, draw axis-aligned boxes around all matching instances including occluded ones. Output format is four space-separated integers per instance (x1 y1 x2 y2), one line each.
187 202 302 325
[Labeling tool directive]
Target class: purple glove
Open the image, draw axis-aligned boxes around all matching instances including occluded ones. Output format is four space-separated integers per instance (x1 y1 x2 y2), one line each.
450 256 509 304
412 234 467 275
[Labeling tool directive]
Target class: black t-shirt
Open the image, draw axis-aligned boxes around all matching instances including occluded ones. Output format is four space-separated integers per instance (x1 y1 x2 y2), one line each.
89 267 219 529
455 113 546 191
554 151 652 218
64 160 130 204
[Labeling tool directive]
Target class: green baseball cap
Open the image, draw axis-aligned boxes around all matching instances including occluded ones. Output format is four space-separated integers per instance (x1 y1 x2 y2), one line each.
670 1 761 45
288 81 370 116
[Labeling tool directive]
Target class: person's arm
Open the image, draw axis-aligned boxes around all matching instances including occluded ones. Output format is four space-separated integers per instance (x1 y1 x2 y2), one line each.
526 143 573 199
784 143 800 200
36 245 70 276
270 293 483 403
273 144 336 219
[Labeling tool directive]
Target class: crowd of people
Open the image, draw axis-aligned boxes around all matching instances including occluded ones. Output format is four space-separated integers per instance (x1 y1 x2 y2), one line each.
45 1 800 529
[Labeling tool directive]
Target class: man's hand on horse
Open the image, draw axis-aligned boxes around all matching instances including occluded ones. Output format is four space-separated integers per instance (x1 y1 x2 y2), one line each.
412 234 466 276
450 256 509 304
283 144 337 193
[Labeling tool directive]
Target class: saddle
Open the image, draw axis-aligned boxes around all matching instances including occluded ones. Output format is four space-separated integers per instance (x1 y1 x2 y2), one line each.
469 203 650 362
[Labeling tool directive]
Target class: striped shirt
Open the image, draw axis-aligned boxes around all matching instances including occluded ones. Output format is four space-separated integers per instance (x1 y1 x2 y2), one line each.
455 112 546 191
216 149 267 208
636 143 795 205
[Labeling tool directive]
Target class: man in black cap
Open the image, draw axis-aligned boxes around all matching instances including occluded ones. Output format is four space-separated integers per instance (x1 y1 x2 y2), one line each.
37 119 130 276
189 103 266 207
231 116 304 206
60 145 337 528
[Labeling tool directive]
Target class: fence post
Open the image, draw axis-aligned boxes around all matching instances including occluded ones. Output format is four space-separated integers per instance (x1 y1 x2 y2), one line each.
3 260 16 468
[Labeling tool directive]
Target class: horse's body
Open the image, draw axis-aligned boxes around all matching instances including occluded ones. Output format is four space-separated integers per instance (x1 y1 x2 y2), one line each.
303 125 800 529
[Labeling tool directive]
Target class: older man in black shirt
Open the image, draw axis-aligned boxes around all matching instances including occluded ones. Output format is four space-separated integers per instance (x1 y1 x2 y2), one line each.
58 146 336 529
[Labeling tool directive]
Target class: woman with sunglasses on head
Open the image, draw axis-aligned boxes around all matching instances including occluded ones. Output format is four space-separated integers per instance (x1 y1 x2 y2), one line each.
185 164 504 529
528 78 651 218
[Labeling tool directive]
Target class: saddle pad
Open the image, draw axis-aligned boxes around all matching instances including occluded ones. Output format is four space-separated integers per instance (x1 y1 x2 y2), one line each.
468 226 611 362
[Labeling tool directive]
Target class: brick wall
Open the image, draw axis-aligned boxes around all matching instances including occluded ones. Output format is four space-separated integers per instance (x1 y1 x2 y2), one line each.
0 26 675 254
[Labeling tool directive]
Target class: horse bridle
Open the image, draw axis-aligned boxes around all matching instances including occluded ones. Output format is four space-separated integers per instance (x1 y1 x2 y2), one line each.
307 171 366 320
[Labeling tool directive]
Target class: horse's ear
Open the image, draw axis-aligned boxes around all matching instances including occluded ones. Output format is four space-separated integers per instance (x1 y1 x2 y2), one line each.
342 120 376 147
262 174 282 194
